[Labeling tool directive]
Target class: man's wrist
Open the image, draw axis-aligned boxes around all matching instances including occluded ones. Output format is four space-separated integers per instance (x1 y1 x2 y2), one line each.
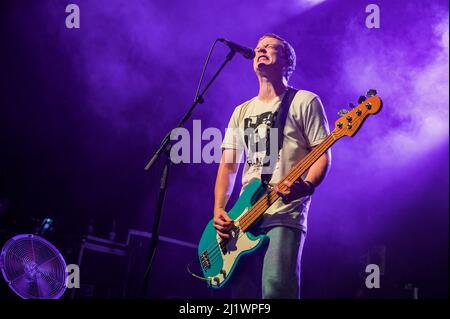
304 180 315 195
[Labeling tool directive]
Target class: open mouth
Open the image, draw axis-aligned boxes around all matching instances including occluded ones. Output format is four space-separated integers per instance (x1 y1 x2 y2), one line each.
258 55 269 62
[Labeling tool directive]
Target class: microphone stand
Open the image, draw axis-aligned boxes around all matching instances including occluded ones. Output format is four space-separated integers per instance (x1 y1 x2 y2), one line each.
140 49 236 297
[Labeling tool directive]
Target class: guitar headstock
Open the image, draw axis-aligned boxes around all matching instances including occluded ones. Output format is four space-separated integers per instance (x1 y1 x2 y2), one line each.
333 90 382 138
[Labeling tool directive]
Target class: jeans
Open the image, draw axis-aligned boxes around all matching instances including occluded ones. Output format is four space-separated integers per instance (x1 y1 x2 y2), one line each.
228 226 306 299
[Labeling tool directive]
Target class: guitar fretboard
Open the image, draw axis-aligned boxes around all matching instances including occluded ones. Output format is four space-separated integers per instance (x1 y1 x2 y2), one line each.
239 132 338 231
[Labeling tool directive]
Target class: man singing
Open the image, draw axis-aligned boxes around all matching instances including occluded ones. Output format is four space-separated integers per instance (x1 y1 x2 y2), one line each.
213 33 331 298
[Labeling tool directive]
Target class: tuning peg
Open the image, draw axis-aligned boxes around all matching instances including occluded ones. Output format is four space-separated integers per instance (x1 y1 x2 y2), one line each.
338 109 349 116
367 89 377 97
349 103 356 109
358 96 367 104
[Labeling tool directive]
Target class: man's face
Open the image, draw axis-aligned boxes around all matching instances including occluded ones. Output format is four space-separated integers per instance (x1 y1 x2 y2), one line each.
253 37 287 77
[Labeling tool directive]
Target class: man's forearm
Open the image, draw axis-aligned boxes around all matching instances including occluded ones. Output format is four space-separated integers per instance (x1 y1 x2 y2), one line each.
304 149 331 187
214 165 237 210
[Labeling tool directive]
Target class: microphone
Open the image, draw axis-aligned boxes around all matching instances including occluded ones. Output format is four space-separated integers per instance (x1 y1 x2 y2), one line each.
218 38 255 60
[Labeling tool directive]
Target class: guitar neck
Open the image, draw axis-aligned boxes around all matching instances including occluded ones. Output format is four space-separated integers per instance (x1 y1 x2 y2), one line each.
240 132 339 232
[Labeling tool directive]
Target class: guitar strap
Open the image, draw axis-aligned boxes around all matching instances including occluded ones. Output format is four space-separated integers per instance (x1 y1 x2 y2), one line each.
261 87 298 185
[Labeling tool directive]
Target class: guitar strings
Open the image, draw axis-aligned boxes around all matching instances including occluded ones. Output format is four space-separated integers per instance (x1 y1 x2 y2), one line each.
240 134 337 230
202 133 338 268
203 135 336 267
240 104 372 230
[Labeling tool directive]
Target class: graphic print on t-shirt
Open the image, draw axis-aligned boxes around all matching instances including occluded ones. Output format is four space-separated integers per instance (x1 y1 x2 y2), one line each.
243 111 278 170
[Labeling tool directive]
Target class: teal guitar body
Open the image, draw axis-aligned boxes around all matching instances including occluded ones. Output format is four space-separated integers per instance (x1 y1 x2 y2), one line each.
197 179 269 288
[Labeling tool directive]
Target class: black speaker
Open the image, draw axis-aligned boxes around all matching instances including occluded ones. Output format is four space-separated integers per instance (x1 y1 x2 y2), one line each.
71 235 128 298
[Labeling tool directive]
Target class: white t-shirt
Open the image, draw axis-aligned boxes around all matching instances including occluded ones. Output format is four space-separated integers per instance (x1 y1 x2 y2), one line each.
221 89 330 232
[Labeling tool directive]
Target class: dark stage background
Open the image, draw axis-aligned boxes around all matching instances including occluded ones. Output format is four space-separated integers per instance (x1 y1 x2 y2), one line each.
0 0 448 299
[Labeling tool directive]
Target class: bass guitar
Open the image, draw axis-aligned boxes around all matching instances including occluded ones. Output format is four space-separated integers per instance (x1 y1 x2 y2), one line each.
197 91 382 288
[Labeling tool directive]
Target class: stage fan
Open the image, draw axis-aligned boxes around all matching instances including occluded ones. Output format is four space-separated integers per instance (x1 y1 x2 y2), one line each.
0 234 67 299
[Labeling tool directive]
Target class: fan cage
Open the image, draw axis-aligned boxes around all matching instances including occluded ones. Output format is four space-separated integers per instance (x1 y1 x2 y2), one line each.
0 234 68 299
